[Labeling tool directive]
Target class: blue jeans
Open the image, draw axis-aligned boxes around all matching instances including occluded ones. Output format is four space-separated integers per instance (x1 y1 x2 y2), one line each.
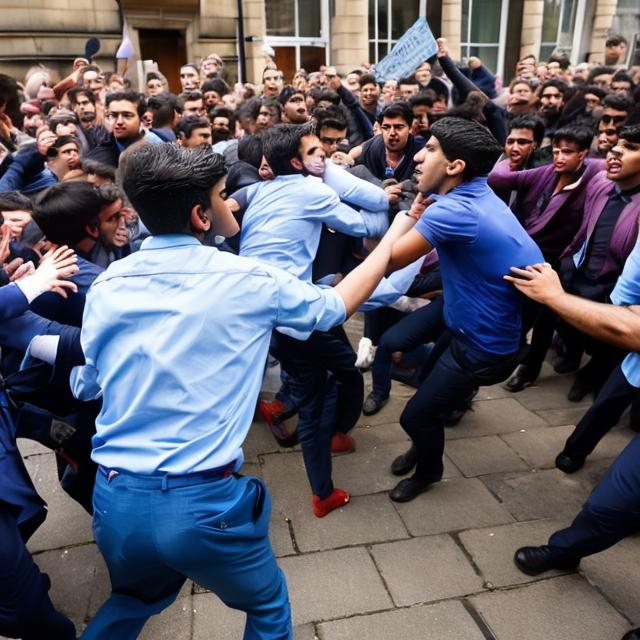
371 297 445 400
84 471 291 640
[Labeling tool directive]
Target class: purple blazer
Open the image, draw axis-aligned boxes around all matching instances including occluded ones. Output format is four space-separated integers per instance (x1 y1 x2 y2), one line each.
488 158 605 261
561 170 640 281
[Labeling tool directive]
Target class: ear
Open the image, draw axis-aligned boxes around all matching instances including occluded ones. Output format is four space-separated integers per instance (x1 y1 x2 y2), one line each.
446 158 466 177
290 157 304 172
84 223 99 240
190 204 211 233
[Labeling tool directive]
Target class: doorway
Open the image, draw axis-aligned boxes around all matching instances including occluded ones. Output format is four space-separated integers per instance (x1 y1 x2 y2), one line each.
138 29 187 94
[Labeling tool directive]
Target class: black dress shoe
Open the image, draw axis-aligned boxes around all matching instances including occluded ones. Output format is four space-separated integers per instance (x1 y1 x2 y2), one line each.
621 628 640 640
390 445 418 476
553 356 581 374
504 365 539 392
555 451 585 473
362 393 388 416
389 474 436 502
567 377 592 402
513 545 580 576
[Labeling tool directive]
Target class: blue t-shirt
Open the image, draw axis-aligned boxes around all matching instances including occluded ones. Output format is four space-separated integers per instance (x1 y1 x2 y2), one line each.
416 177 543 354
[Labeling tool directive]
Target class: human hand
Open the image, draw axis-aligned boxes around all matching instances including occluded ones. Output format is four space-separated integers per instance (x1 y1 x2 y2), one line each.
112 225 130 248
436 38 449 58
9 259 34 281
468 56 482 69
1 210 32 239
330 151 354 167
30 245 79 299
37 130 57 157
503 262 564 305
384 183 402 205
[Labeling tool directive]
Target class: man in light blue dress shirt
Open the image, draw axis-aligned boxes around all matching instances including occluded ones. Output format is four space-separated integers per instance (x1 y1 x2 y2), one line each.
71 144 417 639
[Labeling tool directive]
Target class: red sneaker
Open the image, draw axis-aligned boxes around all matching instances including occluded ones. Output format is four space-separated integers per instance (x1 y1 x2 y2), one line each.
257 399 299 447
312 488 350 517
331 432 356 454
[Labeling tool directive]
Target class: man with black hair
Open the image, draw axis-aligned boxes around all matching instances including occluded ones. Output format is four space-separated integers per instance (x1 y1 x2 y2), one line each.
240 123 389 517
278 86 309 124
72 142 415 638
358 73 381 125
86 91 162 167
500 114 546 172
314 106 349 159
146 92 181 142
537 78 569 139
202 78 230 108
49 135 81 173
262 68 284 98
489 126 604 392
605 34 628 66
398 75 420 100
179 63 200 92
611 70 635 97
176 115 212 148
180 90 206 118
408 92 435 138
210 106 235 148
384 117 543 502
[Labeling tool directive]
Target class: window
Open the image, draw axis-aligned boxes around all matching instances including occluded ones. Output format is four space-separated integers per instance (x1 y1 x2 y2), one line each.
540 0 578 60
460 0 507 74
368 0 421 63
266 0 322 38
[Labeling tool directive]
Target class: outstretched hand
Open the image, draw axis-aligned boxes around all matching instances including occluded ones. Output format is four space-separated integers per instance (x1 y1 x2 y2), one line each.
504 262 564 305
35 245 80 299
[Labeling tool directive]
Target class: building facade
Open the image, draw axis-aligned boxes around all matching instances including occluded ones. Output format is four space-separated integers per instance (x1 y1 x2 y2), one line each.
0 0 637 87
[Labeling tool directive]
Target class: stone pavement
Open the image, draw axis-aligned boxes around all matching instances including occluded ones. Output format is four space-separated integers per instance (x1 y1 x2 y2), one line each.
13 316 640 640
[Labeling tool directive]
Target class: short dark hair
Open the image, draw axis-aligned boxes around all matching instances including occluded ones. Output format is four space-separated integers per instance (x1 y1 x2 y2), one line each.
146 92 181 128
508 114 545 145
237 134 263 169
0 191 32 212
378 101 414 126
278 86 305 106
603 94 633 113
606 34 628 48
201 78 230 96
121 144 226 235
409 91 435 109
619 124 640 144
399 74 418 86
313 105 348 132
359 73 377 89
81 158 116 182
430 117 502 179
315 90 340 106
67 87 96 106
587 66 615 84
33 182 112 245
262 122 314 176
548 55 570 70
51 135 80 151
176 115 211 139
106 91 146 117
540 79 570 98
209 105 236 129
181 63 200 73
612 70 635 87
552 126 592 151
583 85 607 100
260 97 282 119
179 91 204 107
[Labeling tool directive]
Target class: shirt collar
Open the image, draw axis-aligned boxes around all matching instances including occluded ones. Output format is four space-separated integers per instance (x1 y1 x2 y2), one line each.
140 234 203 251
427 176 488 202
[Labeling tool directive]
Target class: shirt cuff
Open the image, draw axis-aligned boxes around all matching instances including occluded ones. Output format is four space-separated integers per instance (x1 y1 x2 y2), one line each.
15 274 48 303
27 335 60 365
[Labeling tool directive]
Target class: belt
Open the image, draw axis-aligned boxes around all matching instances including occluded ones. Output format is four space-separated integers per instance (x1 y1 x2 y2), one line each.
98 461 237 490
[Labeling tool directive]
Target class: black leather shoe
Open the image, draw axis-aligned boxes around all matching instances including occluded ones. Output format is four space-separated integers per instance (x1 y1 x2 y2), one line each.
553 356 581 374
555 451 585 473
390 445 418 476
513 545 580 576
362 393 389 416
389 474 436 502
568 377 592 402
621 628 640 640
504 365 539 393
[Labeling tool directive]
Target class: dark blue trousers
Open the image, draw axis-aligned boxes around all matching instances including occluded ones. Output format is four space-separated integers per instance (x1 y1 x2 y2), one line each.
564 364 639 460
401 332 518 480
83 471 291 639
370 297 445 400
0 508 75 640
271 327 363 499
550 433 640 559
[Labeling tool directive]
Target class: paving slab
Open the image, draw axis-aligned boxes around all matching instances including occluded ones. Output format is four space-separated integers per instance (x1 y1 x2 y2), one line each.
445 435 529 477
243 420 286 462
470 574 629 640
271 512 296 557
17 437 51 457
370 535 484 606
193 592 315 640
261 450 312 516
278 548 392 625
318 600 486 640
458 519 573 587
513 371 593 412
393 477 515 536
535 405 594 426
139 590 192 640
444 398 547 440
476 382 512 401
502 424 632 470
25 453 94 553
480 468 595 521
581 535 640 625
291 493 408 553
356 392 411 427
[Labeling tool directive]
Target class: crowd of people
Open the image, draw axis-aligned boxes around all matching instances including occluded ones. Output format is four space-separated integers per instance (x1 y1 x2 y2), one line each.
1 29 640 640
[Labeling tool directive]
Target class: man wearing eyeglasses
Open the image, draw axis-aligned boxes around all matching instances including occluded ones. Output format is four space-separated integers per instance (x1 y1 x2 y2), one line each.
592 94 632 159
86 91 163 168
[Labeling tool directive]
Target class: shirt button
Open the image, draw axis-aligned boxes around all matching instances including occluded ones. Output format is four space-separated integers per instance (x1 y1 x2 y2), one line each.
218 520 227 529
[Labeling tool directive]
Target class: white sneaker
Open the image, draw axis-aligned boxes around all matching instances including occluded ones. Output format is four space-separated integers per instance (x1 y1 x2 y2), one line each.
355 337 378 369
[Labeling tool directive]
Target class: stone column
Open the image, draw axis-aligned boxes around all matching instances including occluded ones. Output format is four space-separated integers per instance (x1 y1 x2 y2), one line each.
588 0 617 62
440 0 462 60
520 0 543 59
331 0 368 72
